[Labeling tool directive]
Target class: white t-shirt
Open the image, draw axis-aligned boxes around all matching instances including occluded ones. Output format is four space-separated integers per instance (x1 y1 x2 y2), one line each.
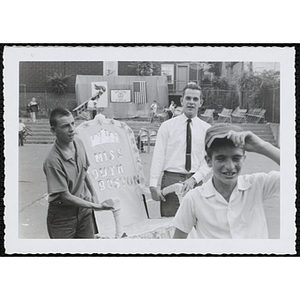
87 99 97 110
150 103 157 113
172 171 280 239
19 122 26 131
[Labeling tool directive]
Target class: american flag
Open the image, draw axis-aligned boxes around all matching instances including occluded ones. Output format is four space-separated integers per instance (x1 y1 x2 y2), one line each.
133 81 147 104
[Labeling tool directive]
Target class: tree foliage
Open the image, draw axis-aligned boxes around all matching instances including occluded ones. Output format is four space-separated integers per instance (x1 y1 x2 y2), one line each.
128 62 161 76
235 70 280 107
211 76 232 90
47 72 71 94
201 76 238 109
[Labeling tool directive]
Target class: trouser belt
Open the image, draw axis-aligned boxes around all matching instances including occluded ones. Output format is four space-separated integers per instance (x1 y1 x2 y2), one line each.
163 170 194 177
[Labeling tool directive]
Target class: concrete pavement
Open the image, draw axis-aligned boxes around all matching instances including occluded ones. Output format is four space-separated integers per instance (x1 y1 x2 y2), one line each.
18 139 280 239
18 144 159 238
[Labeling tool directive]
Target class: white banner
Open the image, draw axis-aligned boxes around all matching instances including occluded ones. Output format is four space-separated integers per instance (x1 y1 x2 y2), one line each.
111 90 131 103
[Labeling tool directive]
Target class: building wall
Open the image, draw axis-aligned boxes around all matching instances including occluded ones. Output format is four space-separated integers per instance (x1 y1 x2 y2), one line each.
252 62 280 72
19 92 77 118
20 61 206 95
19 61 103 93
221 61 280 80
118 62 139 76
75 75 168 118
19 61 226 115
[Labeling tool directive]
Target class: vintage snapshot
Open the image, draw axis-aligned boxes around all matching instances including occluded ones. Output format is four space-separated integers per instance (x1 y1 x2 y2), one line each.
3 46 296 254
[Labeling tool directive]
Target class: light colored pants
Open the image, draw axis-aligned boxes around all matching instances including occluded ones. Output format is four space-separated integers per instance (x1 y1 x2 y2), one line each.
30 112 36 122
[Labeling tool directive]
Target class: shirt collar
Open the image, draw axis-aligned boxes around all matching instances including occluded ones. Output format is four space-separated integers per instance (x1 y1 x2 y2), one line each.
181 113 198 124
54 139 77 161
201 176 252 198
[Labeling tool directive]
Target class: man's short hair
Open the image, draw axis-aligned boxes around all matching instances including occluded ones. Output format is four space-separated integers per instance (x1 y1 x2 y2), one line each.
205 123 244 157
49 107 72 127
206 138 243 158
182 82 202 97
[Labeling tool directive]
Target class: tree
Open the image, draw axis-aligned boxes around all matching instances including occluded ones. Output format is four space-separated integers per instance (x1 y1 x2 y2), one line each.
235 70 280 107
127 62 161 76
46 72 71 94
189 62 223 85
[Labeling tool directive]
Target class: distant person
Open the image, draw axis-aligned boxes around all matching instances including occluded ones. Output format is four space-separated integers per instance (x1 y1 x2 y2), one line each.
169 101 176 115
149 100 158 123
28 98 39 122
43 107 114 238
19 118 26 146
90 84 106 117
149 83 211 217
173 123 280 239
87 99 97 119
164 102 174 120
136 128 147 152
173 106 183 118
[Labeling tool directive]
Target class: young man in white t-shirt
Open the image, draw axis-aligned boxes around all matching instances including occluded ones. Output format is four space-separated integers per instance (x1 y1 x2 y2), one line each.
172 123 280 239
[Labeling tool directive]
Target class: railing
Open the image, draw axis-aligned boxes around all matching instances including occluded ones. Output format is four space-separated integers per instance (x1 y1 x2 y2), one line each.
73 101 88 116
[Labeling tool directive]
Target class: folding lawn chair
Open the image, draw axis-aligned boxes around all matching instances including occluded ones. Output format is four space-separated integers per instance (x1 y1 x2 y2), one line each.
149 130 157 147
200 109 215 123
246 108 266 124
217 108 233 123
231 107 247 123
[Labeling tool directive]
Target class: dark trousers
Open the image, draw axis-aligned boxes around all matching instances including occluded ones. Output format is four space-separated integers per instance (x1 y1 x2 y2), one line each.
47 203 98 239
19 130 24 146
136 135 144 151
160 171 194 217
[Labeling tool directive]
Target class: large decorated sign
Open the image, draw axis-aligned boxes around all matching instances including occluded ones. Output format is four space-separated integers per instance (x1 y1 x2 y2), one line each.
76 115 148 237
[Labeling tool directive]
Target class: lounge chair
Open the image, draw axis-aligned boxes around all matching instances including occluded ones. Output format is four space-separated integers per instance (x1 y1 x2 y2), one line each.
231 107 247 123
217 108 233 123
246 108 266 123
200 109 215 123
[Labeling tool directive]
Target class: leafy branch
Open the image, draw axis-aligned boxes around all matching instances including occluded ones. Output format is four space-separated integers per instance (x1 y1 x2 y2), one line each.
46 72 71 94
235 70 280 107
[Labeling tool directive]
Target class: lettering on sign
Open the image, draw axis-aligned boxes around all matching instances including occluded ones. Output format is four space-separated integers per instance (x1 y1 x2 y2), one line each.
90 129 120 147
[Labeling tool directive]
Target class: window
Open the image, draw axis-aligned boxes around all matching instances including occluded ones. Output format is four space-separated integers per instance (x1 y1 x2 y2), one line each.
161 64 174 84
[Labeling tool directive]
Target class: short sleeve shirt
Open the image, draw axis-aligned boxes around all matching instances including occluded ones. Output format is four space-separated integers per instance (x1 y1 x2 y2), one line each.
19 123 26 131
172 171 280 239
43 137 90 203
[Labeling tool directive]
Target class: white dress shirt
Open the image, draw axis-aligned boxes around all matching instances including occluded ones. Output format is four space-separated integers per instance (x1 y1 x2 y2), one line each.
172 171 280 239
149 114 211 187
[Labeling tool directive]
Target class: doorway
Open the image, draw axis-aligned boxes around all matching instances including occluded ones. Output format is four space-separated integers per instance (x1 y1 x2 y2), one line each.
176 64 189 92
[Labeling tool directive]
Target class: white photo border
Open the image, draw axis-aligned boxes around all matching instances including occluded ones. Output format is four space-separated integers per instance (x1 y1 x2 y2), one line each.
3 45 296 254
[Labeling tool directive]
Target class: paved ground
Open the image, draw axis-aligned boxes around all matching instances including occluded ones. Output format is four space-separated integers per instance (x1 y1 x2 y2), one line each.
18 138 280 239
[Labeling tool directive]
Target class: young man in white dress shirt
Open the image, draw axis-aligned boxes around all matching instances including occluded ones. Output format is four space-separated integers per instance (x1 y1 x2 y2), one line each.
149 83 211 217
172 124 280 238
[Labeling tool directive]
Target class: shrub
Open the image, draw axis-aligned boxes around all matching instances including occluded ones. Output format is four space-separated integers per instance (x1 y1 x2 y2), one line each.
235 70 280 108
46 72 71 94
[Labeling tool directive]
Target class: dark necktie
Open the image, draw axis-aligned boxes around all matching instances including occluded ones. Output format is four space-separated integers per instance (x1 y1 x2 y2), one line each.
185 119 192 172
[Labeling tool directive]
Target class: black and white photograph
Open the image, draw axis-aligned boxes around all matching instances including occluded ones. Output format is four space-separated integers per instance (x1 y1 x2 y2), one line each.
3 45 296 254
